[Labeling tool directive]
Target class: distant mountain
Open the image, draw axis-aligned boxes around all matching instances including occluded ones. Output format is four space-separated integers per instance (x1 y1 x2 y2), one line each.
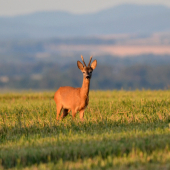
1 4 170 39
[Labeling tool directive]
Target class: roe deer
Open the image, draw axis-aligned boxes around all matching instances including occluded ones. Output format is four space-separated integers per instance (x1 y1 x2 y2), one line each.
54 55 97 121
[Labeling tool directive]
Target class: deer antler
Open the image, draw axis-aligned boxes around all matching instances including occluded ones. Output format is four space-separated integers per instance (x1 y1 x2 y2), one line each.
88 56 93 66
81 55 86 67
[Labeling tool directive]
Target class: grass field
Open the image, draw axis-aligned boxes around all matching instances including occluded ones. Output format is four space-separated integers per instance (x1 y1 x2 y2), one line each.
0 90 170 169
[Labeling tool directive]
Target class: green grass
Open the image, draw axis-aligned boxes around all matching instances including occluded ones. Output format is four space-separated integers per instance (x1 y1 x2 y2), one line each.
0 90 170 169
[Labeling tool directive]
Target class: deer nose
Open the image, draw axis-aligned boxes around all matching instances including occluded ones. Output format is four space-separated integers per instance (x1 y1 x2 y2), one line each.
86 75 90 79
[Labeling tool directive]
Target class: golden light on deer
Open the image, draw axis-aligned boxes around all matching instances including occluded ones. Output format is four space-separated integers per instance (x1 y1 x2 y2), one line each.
54 55 97 121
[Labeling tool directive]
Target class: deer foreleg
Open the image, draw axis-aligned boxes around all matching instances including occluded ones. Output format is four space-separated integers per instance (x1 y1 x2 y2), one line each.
79 109 85 121
72 110 76 120
56 104 62 120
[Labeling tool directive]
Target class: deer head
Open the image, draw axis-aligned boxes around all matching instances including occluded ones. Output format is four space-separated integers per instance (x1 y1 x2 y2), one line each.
77 55 97 79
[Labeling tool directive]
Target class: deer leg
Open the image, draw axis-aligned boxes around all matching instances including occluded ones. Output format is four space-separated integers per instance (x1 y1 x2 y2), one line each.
79 109 85 121
56 104 62 120
72 110 76 120
60 109 69 120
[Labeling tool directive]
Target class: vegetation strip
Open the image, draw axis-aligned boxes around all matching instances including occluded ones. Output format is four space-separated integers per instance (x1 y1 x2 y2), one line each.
0 90 170 169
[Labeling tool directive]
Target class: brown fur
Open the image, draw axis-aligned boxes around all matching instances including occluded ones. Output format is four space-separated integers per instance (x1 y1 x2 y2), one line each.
54 56 97 121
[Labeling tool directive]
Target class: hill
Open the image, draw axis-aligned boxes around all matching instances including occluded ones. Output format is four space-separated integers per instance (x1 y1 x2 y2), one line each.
1 4 170 39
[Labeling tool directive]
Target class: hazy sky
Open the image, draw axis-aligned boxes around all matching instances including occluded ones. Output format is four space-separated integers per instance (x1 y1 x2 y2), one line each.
0 0 170 16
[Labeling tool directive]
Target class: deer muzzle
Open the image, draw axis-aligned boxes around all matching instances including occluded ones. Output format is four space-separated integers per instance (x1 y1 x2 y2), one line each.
86 75 91 79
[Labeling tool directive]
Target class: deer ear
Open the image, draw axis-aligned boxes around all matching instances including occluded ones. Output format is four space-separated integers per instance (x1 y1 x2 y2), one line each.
91 60 97 70
77 61 84 71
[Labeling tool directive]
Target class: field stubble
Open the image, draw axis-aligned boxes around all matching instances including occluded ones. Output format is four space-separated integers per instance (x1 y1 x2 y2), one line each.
0 90 170 169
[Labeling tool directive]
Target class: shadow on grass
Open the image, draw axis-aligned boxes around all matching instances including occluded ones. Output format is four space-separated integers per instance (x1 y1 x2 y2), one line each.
0 117 170 168
0 115 169 142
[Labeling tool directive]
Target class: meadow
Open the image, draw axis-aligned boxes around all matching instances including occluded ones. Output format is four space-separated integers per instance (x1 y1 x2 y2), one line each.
0 90 170 169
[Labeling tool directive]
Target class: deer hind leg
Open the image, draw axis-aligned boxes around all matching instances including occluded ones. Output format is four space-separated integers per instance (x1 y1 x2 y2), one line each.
60 109 69 120
56 104 62 120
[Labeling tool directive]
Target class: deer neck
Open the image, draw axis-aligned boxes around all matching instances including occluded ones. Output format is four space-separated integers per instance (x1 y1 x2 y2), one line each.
80 77 90 98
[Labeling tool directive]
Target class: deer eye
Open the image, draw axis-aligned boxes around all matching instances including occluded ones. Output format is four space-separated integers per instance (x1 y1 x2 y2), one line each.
83 72 85 73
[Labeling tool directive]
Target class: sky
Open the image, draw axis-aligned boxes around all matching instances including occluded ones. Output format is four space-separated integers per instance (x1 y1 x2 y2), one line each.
0 0 170 16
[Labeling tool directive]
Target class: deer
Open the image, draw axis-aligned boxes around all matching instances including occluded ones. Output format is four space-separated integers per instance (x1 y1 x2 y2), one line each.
54 55 97 121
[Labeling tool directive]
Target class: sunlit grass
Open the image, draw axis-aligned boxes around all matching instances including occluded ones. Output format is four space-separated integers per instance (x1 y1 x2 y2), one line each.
0 90 170 169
